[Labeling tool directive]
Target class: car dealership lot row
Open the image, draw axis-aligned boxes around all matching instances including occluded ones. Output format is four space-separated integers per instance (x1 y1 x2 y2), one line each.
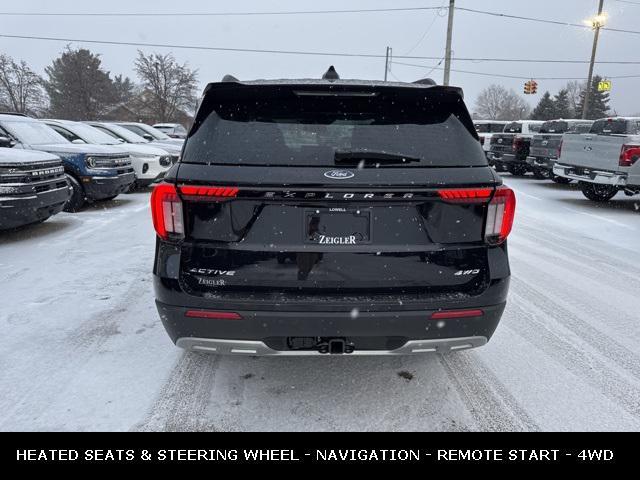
0 177 638 431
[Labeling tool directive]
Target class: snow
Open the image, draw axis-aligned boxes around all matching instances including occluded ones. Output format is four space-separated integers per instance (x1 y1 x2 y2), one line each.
0 177 639 431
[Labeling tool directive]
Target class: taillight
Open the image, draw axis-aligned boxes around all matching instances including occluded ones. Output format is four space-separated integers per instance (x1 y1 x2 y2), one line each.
484 186 516 245
437 188 493 203
151 183 184 240
557 139 563 159
179 185 239 199
619 144 640 167
479 136 485 146
512 137 524 152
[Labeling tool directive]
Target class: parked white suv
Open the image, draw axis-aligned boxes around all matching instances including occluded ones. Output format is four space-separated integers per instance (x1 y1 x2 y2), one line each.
152 123 188 139
45 119 173 188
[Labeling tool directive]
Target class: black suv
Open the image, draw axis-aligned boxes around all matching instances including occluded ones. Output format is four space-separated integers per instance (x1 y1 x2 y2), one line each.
152 69 515 356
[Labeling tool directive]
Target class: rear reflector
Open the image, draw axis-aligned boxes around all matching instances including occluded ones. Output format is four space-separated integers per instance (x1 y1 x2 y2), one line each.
151 183 184 240
185 310 243 320
179 185 239 198
484 186 515 245
431 309 484 320
437 188 493 203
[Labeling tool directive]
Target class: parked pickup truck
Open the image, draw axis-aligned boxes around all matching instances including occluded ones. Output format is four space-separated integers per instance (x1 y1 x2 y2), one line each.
0 147 70 230
474 120 508 160
526 119 594 181
0 113 135 212
554 117 640 201
489 120 544 175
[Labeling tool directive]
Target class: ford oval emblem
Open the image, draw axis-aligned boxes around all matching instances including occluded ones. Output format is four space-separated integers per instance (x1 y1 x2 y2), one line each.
324 170 355 180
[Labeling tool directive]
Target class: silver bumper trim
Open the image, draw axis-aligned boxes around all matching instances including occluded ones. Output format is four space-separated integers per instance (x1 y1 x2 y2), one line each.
553 164 628 186
176 336 488 356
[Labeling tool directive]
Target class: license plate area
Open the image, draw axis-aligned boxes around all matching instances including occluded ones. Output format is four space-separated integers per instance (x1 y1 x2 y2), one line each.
304 208 371 245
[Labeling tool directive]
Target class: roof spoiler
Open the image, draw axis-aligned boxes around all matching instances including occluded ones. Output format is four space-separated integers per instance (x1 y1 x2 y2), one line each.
412 78 436 86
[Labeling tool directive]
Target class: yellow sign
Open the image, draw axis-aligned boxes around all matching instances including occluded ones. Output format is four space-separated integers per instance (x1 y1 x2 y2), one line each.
598 80 612 92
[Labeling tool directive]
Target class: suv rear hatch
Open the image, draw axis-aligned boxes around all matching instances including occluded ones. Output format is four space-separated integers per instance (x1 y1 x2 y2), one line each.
164 82 509 297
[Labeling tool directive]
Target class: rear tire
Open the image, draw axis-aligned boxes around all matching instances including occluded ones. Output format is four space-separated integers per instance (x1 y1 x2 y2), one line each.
551 175 572 184
63 174 85 212
507 164 528 176
532 167 551 180
580 183 618 202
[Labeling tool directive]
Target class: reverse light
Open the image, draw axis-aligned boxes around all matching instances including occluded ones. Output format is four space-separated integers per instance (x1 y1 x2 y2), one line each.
484 186 516 245
619 144 640 167
151 183 184 240
431 309 484 320
185 310 242 320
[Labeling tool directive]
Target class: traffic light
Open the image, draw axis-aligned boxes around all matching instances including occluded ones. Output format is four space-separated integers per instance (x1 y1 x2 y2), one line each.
524 80 538 95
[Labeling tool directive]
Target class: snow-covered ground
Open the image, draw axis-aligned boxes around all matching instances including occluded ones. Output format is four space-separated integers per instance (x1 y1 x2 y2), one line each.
0 177 639 431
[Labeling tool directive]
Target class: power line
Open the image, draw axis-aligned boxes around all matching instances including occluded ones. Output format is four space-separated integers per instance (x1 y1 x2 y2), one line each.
2 33 640 65
0 6 444 16
392 60 640 80
0 6 638 35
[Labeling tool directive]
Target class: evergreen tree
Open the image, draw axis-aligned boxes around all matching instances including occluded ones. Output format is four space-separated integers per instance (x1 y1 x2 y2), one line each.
553 89 572 119
530 91 556 120
576 75 610 119
44 47 119 120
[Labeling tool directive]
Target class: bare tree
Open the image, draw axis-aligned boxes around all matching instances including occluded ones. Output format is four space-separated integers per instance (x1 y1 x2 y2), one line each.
474 84 531 120
134 51 198 123
0 54 47 116
565 80 585 118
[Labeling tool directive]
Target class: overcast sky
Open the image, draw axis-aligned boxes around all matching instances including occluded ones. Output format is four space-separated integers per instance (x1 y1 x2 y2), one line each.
1 0 639 115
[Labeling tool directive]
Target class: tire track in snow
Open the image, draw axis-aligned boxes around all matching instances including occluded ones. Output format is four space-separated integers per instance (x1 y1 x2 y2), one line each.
507 291 640 418
133 352 220 432
515 223 640 292
439 353 539 432
511 254 640 345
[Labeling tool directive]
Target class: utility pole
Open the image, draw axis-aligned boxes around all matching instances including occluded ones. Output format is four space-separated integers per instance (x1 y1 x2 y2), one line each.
443 0 456 86
582 0 605 119
384 46 391 81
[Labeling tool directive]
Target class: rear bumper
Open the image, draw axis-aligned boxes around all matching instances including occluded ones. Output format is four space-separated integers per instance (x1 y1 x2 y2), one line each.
154 255 509 354
175 336 489 356
553 163 627 186
83 172 136 200
0 184 70 230
526 156 556 170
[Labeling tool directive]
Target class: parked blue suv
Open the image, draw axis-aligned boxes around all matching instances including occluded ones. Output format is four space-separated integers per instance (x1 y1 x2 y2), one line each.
0 114 135 211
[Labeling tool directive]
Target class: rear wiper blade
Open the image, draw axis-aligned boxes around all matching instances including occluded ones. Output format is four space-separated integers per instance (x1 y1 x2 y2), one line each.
334 150 420 164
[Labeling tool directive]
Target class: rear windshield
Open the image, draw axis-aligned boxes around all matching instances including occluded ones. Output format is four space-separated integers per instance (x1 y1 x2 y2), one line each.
475 123 506 133
183 85 487 167
541 121 593 134
590 119 634 135
540 121 569 133
504 122 522 133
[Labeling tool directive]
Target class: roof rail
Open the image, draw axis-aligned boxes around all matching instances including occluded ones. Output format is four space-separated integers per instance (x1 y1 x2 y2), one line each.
221 74 240 82
412 78 437 86
322 66 340 80
0 112 28 117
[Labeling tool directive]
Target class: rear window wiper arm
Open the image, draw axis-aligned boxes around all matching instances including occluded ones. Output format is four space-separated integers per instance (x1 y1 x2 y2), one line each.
334 150 420 164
